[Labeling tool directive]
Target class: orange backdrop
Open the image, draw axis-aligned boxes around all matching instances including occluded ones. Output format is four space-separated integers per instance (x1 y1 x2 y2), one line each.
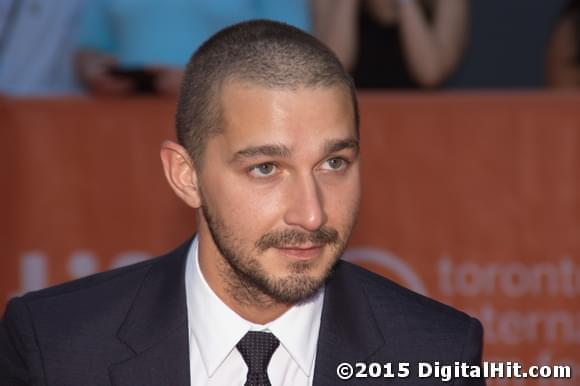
1 93 579 385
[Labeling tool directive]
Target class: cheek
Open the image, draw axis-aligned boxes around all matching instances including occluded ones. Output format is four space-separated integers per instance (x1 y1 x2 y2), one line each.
322 176 361 224
201 173 284 232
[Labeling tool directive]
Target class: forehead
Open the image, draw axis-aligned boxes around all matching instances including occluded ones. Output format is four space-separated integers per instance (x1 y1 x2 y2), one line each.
214 81 356 156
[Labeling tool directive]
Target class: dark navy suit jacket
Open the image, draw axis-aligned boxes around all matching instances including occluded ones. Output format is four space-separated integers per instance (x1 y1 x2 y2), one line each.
0 239 484 385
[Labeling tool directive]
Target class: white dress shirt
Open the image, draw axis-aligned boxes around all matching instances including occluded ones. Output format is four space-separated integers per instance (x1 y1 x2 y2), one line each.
185 236 325 386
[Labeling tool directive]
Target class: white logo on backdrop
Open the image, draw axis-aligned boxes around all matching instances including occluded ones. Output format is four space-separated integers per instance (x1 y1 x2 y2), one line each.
343 247 428 296
8 251 149 300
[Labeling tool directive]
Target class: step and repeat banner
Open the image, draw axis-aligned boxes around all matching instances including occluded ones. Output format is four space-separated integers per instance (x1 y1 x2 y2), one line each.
1 93 579 384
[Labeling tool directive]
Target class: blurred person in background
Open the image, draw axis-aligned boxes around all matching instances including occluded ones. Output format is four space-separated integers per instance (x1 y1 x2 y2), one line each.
446 0 568 89
75 0 310 97
313 0 468 89
0 0 85 96
546 0 580 87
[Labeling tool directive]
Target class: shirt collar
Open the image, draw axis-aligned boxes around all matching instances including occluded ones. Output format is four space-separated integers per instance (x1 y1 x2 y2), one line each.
266 287 324 375
185 236 324 377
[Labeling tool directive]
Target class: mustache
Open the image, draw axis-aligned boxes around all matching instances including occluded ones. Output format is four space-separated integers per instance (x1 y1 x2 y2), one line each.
255 227 339 252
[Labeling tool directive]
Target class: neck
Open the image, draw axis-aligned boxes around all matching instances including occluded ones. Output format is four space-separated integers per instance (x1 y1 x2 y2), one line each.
197 232 292 324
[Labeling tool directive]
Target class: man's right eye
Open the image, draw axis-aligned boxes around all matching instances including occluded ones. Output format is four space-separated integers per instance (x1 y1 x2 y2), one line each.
248 163 278 178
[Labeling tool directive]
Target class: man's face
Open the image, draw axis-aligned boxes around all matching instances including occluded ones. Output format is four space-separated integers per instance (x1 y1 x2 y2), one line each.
197 81 360 304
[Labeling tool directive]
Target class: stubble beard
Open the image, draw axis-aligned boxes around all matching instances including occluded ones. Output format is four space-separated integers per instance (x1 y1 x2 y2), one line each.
201 201 352 307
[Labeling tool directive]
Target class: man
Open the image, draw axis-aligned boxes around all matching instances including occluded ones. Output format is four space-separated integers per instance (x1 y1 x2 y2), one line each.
0 20 484 385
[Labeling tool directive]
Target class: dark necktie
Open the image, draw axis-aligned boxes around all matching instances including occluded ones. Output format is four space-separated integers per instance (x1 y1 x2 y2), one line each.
236 331 280 386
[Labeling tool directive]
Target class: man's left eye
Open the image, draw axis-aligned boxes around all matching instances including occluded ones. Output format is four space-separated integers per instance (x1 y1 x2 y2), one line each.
322 158 347 171
249 163 277 177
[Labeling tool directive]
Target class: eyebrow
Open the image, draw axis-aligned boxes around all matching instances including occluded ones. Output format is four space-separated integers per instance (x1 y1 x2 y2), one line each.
324 138 359 156
231 144 291 163
230 137 359 163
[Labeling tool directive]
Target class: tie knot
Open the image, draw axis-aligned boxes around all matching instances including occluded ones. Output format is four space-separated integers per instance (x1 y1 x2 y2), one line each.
236 331 280 381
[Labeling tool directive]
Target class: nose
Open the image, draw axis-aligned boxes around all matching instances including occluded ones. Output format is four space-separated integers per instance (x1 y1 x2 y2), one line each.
283 173 326 231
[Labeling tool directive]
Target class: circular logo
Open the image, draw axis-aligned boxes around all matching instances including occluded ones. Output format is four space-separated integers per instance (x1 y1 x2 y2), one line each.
343 247 428 296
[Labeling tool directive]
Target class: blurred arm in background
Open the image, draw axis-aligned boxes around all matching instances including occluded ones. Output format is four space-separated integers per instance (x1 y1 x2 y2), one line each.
546 0 580 88
75 49 133 96
398 0 468 87
75 50 184 97
75 0 187 97
313 0 468 88
75 0 136 96
312 0 359 71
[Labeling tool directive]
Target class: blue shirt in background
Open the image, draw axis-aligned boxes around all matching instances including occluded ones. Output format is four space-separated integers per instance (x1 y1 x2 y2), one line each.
78 0 311 68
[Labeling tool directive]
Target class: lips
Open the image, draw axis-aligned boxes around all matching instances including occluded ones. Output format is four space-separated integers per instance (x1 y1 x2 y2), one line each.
275 245 323 260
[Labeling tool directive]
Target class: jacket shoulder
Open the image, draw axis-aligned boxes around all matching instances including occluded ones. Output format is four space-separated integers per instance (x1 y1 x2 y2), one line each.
338 260 481 333
336 261 483 367
17 240 190 304
4 239 190 338
19 254 157 303
1 240 191 385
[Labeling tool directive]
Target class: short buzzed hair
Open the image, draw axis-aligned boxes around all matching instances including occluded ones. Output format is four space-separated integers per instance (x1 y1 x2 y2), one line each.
175 19 359 166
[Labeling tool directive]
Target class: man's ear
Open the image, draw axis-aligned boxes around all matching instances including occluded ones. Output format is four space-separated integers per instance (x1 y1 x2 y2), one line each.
160 140 202 208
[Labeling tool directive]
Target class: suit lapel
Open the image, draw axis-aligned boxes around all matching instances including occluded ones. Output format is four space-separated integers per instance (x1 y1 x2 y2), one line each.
312 261 387 386
109 240 192 386
107 243 398 385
